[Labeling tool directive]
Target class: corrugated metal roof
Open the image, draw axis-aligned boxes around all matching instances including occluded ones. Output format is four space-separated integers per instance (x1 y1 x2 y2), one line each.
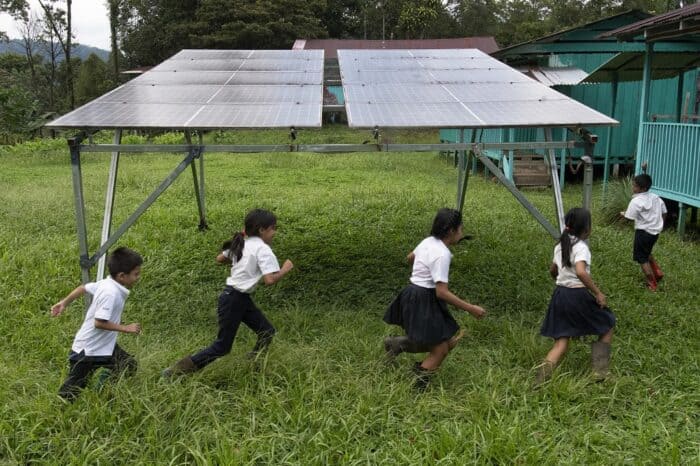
516 66 588 86
601 3 700 39
292 38 499 59
583 51 700 82
495 10 651 56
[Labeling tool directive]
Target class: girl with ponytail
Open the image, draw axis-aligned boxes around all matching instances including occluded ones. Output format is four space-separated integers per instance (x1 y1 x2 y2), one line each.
383 208 486 390
163 208 294 379
535 207 615 386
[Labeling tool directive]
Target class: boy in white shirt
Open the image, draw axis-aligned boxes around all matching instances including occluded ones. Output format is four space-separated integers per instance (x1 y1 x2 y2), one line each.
621 174 667 291
51 247 143 401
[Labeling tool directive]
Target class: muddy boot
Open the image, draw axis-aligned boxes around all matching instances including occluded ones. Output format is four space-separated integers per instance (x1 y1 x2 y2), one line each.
412 362 435 391
591 342 611 381
650 259 664 281
161 356 197 380
533 360 555 388
383 336 430 365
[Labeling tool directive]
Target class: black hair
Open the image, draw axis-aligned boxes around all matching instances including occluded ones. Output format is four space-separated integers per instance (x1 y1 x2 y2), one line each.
430 208 463 239
107 247 143 277
633 174 652 192
226 208 277 262
560 207 591 268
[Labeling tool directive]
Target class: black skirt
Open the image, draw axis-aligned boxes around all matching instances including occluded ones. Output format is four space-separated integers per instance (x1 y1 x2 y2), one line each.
383 284 459 346
540 286 616 339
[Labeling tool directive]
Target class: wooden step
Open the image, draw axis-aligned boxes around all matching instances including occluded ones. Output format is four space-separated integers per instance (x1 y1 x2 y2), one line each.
513 154 550 187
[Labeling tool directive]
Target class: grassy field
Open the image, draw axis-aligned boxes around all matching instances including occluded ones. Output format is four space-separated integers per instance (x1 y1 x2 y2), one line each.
1 128 698 465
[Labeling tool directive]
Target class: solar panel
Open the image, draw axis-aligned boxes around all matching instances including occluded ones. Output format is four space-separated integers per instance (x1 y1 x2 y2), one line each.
47 49 324 129
338 49 618 128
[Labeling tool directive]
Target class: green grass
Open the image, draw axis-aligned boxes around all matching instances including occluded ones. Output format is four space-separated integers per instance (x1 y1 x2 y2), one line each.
1 128 699 464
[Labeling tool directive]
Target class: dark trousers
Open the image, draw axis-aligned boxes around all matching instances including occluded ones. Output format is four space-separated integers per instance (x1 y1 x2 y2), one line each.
190 286 275 369
58 344 137 401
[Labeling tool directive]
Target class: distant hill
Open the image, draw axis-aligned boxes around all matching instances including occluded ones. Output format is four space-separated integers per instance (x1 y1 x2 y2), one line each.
0 39 109 61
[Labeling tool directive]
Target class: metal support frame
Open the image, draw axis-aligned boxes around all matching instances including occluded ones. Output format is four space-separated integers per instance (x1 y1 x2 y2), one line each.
544 128 565 232
472 144 559 239
96 129 122 280
185 131 208 230
456 129 476 212
603 74 619 193
68 138 200 285
582 156 594 211
68 135 91 286
66 135 591 283
635 42 654 174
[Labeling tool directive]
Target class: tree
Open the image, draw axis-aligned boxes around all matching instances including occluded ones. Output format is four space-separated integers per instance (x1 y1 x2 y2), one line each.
322 0 364 39
106 0 121 82
38 0 74 109
396 0 453 39
116 0 201 67
192 0 328 50
0 53 38 142
75 53 110 106
1 0 28 40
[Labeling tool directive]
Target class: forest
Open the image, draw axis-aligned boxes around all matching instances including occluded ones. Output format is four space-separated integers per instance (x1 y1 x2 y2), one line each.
0 0 681 142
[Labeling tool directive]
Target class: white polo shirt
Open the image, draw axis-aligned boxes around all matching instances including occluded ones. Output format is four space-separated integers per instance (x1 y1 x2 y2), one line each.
71 277 130 356
554 238 590 288
409 236 452 289
624 191 667 235
224 236 280 293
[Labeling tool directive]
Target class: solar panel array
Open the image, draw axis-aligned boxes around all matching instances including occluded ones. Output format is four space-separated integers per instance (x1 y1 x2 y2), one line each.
337 49 618 128
47 50 324 129
47 48 618 131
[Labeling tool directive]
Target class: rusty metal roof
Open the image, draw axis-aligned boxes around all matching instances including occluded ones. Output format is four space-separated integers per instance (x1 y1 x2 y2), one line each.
293 38 499 59
600 3 700 40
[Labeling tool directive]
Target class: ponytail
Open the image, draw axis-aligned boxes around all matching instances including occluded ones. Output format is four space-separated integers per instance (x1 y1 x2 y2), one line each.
560 207 591 267
227 232 246 262
559 229 573 268
223 208 278 262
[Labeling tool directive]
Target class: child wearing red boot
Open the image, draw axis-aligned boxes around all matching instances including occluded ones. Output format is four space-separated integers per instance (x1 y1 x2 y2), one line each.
621 174 667 291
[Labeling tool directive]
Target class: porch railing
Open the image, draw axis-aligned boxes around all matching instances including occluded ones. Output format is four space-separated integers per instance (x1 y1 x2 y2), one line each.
639 122 700 208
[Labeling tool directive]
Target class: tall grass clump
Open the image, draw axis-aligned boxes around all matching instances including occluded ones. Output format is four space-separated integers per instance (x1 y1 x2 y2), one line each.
598 176 632 226
1 129 699 464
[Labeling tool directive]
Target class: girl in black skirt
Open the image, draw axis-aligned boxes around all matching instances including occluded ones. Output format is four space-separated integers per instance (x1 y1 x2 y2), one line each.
383 208 486 389
535 207 615 386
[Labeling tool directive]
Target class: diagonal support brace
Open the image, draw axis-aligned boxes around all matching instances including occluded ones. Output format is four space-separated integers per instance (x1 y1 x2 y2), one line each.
86 151 198 268
473 145 560 239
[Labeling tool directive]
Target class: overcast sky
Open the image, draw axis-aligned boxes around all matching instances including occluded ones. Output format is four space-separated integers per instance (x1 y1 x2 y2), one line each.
0 0 110 49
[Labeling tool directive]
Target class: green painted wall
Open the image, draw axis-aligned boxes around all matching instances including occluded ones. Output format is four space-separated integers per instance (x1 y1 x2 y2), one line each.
552 53 698 159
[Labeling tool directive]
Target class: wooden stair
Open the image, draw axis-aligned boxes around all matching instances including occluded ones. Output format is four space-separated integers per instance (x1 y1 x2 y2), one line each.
512 154 551 187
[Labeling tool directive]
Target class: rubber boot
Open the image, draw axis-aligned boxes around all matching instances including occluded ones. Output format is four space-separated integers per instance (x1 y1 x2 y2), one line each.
646 275 658 292
161 356 197 380
591 341 611 381
412 362 435 391
383 336 431 365
533 360 555 388
650 258 664 281
246 333 274 360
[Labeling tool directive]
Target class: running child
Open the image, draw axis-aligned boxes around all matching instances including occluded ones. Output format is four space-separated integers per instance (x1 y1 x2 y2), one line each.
51 247 143 401
162 208 293 378
620 174 667 291
383 208 486 390
535 208 615 386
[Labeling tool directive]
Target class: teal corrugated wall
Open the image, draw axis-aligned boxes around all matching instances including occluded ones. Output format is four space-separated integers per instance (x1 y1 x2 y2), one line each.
552 53 698 159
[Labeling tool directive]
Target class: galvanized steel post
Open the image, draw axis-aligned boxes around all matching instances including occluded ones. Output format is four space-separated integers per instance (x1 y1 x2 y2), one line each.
97 129 122 280
582 156 593 211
